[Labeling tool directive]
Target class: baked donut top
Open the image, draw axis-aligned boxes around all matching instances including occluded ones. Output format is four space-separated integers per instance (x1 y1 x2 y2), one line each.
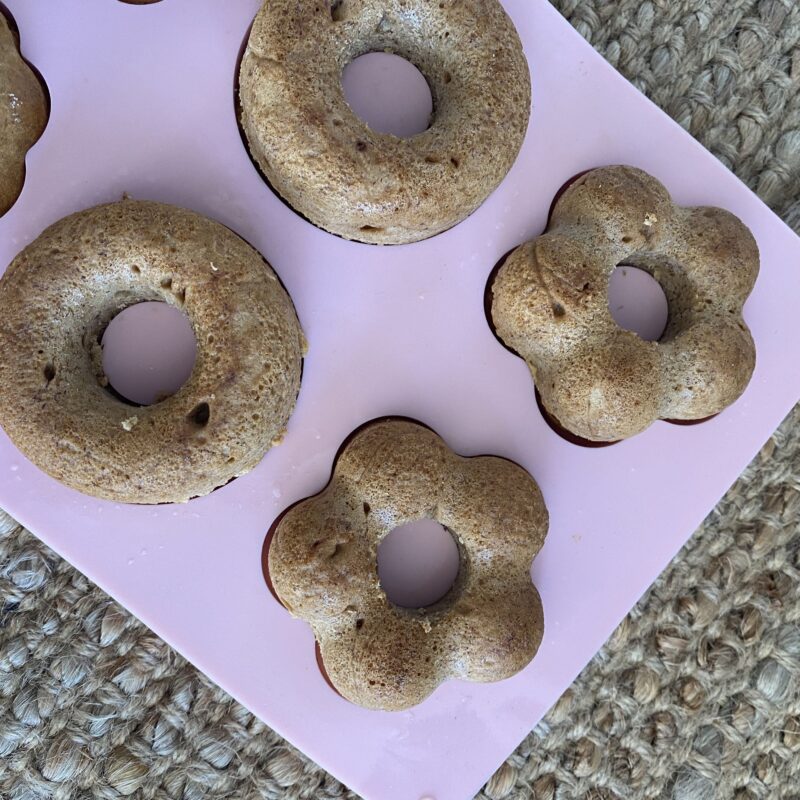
491 166 760 442
268 419 548 711
239 0 531 243
0 12 47 216
0 200 304 504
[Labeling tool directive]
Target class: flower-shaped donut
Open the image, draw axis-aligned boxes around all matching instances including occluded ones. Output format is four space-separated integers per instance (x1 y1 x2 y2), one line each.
0 11 47 215
267 419 548 711
490 165 759 442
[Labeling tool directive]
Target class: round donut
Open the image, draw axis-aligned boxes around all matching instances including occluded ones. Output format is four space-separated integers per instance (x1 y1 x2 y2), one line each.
239 0 531 244
0 201 305 504
0 11 47 216
490 166 760 442
267 418 548 711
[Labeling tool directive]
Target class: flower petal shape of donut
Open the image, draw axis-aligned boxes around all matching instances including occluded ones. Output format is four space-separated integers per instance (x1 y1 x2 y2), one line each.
267 419 549 711
0 11 47 216
490 165 760 443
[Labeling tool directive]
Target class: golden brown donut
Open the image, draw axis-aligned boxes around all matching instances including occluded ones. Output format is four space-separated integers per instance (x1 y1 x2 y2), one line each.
490 166 759 442
239 0 531 244
0 200 305 504
0 11 47 216
268 419 548 711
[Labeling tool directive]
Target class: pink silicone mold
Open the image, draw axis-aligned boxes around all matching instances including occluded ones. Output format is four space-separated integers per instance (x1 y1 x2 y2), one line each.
1 2 799 799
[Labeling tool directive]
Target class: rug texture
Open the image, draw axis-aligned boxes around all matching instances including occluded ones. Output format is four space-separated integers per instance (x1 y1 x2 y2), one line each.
1 1 799 798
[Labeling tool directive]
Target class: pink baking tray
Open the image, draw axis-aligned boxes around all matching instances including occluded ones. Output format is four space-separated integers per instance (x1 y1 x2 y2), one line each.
2 1 799 799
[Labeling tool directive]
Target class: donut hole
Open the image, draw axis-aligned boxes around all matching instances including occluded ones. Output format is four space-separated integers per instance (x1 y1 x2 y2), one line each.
315 641 343 698
341 52 433 138
377 519 460 609
101 302 197 406
608 266 669 342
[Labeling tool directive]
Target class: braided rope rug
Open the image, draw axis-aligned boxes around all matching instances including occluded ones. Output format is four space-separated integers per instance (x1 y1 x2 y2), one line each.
2 1 799 798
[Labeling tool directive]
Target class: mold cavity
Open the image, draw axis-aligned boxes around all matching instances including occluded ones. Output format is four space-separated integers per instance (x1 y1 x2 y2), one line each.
315 640 343 697
377 519 460 609
160 277 172 289
483 247 535 363
43 363 55 383
101 302 197 406
188 402 210 428
450 157 460 168
359 225 383 233
664 413 719 427
547 169 593 223
261 519 281 605
342 52 433 138
363 502 371 515
608 266 668 342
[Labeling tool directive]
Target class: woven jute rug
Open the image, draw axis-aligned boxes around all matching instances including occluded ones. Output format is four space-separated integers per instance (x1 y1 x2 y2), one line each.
2 1 799 798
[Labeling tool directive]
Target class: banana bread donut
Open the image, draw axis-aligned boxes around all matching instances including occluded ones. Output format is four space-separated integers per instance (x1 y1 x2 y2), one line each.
0 11 47 216
0 200 305 504
490 166 759 442
239 0 531 244
267 418 548 711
